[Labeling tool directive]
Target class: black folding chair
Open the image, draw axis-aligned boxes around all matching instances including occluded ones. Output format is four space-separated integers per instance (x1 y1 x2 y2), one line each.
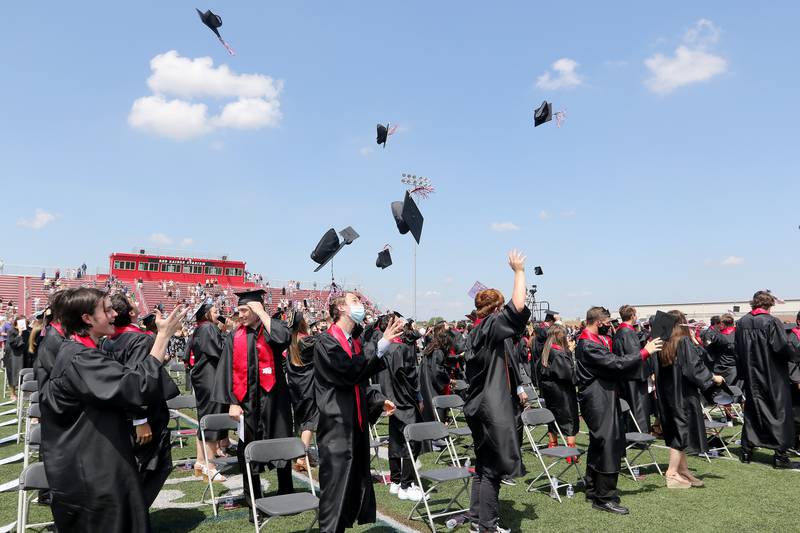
17 463 53 532
366 384 389 482
243 438 319 533
166 394 197 448
15 380 38 444
199 414 241 515
431 395 472 465
618 399 663 479
521 408 583 503
404 421 472 532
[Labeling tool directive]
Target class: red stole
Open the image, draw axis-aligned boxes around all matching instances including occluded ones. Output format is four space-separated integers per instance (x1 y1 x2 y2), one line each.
111 324 144 339
617 322 634 331
232 325 275 402
792 328 800 342
578 329 612 350
719 326 735 335
751 308 770 316
328 324 365 431
51 322 64 337
72 335 97 348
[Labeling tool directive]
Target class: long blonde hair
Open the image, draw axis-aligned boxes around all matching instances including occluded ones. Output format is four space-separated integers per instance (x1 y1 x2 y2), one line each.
541 324 568 368
28 320 43 354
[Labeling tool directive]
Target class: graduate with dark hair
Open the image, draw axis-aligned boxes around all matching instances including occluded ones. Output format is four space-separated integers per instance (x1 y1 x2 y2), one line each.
34 290 67 389
614 305 652 432
313 291 402 533
286 310 319 472
787 311 800 451
736 291 800 468
706 313 738 386
576 306 662 515
419 322 452 423
104 293 180 507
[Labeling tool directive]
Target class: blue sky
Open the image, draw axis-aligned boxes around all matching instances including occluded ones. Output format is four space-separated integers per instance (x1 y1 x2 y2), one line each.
3 2 799 320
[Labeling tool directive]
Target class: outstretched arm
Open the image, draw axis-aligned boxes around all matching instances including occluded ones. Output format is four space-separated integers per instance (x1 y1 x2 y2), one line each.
508 250 527 313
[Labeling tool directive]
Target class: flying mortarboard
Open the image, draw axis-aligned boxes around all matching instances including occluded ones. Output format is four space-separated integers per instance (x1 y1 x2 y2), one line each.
534 101 553 127
234 289 266 306
376 247 393 269
390 191 424 244
196 8 235 55
310 226 360 272
376 123 398 147
534 266 544 276
651 310 678 342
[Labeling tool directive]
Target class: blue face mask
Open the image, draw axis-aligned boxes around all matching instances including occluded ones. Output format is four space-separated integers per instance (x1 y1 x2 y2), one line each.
349 304 366 324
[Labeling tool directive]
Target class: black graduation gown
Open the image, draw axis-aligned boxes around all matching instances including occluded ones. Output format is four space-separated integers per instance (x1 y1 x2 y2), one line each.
464 303 531 479
380 341 423 459
34 324 65 389
536 346 579 436
786 329 800 435
313 329 387 533
213 321 293 457
190 321 227 440
286 335 320 432
6 328 28 386
576 333 648 474
418 349 451 423
529 323 550 388
613 326 652 432
735 312 800 451
707 328 738 386
656 338 714 454
104 331 180 506
40 339 164 533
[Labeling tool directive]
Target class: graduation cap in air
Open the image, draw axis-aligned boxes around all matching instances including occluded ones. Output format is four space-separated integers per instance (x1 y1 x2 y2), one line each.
376 123 398 147
234 289 266 306
310 226 360 272
533 101 567 128
376 247 392 269
390 191 424 244
650 310 678 342
534 266 544 276
196 8 235 55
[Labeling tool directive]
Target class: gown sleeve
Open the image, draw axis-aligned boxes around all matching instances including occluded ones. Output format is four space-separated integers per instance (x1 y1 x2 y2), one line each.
679 339 714 391
769 318 800 362
483 303 532 345
211 333 236 405
580 340 644 380
194 325 224 362
366 383 388 425
267 319 291 352
314 333 385 389
548 349 574 382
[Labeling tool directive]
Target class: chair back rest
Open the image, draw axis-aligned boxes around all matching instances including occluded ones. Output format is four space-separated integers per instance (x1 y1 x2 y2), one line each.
452 380 469 391
166 395 196 410
368 383 382 395
244 437 305 464
28 424 41 446
521 408 555 427
168 361 185 373
29 392 39 404
201 413 239 432
618 398 631 413
19 463 48 491
404 421 449 443
20 380 38 393
522 385 538 399
20 369 34 381
27 404 41 419
432 394 465 410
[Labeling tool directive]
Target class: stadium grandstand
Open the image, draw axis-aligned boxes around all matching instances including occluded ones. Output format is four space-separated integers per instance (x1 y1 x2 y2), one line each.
0 250 379 320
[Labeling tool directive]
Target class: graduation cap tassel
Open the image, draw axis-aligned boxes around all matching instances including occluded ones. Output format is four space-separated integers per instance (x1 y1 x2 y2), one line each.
555 110 567 128
218 37 236 56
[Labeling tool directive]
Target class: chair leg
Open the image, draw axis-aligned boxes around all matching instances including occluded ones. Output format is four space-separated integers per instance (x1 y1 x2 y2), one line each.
304 511 319 533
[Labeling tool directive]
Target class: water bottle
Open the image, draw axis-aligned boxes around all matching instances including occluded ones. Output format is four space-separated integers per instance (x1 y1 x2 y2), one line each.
550 479 558 499
445 515 466 530
709 450 719 458
735 439 742 446
223 496 234 510
631 467 640 478
566 484 574 498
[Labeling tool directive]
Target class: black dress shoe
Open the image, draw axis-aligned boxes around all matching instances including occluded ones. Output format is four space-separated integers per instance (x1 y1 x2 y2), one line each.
592 501 629 515
739 450 752 464
773 455 800 470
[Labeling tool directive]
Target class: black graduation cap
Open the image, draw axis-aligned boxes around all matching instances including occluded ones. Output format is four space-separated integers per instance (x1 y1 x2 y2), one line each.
377 123 389 147
376 248 392 269
310 226 360 272
196 8 223 39
234 289 266 306
534 101 553 127
544 309 558 321
703 381 736 405
534 266 544 276
142 313 156 328
390 191 423 244
194 301 212 321
651 310 678 342
217 315 227 325
287 309 305 331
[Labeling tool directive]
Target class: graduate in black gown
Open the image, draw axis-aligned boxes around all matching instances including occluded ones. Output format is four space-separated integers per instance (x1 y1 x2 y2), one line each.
536 324 579 446
786 312 800 451
613 305 652 432
705 313 738 386
529 310 558 387
655 311 723 489
418 323 452 423
313 292 401 533
190 302 229 478
213 289 295 506
34 291 67 389
40 287 187 533
5 317 29 397
464 250 531 533
104 293 180 507
736 291 800 468
286 310 319 472
576 306 662 515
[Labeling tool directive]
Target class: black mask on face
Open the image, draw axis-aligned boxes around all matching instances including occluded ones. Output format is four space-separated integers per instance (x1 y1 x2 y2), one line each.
598 324 611 336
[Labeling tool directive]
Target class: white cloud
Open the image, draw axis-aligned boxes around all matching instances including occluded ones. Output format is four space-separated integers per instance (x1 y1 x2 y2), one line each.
17 208 56 229
129 50 283 140
149 233 174 246
395 293 408 302
359 146 374 157
644 19 727 94
424 290 441 297
490 222 520 232
604 59 629 68
536 58 582 90
720 256 744 267
537 210 550 220
443 276 454 284
561 210 576 218
180 238 194 247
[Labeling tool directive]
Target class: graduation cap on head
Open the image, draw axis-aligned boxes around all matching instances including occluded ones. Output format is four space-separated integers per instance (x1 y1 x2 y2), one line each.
544 309 559 321
390 191 423 244
651 310 678 342
193 301 212 321
376 247 392 269
534 266 544 276
310 227 360 272
534 101 552 126
287 309 305 331
196 8 236 55
234 289 266 306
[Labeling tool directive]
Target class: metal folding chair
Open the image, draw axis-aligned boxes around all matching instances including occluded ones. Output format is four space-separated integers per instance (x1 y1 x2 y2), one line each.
404 421 472 532
15 379 37 444
199 413 241 515
366 384 390 482
17 463 53 532
702 417 735 461
23 406 41 468
521 408 583 503
522 385 545 409
166 394 197 448
244 438 319 533
618 399 663 479
431 395 472 465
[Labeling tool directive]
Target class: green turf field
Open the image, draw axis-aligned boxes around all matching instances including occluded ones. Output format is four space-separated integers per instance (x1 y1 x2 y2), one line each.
1 390 799 532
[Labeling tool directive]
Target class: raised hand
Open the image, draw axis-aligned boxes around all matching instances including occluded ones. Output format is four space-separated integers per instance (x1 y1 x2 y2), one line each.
382 316 405 342
508 249 526 273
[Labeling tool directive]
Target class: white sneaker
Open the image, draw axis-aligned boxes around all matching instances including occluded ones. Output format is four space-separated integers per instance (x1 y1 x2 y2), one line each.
389 483 400 495
400 484 430 502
